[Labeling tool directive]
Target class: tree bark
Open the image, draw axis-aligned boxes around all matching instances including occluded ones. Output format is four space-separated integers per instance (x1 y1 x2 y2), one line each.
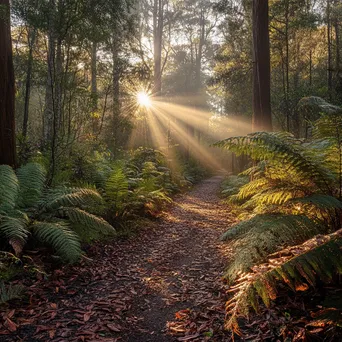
327 0 333 100
0 0 16 166
23 27 36 138
252 0 272 132
153 0 164 95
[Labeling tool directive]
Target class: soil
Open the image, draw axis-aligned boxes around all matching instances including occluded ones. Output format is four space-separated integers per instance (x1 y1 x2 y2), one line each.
0 176 236 342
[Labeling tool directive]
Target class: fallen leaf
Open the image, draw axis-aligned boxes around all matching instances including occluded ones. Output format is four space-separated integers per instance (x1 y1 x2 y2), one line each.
177 334 200 341
107 323 122 332
5 318 17 332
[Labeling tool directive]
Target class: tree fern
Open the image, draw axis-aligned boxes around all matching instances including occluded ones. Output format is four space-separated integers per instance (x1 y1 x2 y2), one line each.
32 222 82 263
17 163 46 208
225 230 342 332
0 165 19 210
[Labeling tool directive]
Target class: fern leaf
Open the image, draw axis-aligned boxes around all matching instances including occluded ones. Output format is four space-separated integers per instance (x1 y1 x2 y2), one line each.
222 215 324 282
215 132 334 193
225 230 342 332
291 194 342 210
61 207 115 235
17 163 46 208
31 222 81 263
105 167 128 202
44 187 103 210
0 165 19 210
0 215 29 241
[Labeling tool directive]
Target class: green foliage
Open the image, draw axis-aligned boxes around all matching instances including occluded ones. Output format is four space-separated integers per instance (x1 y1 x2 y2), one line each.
221 175 249 198
217 117 342 332
0 163 114 263
222 214 324 282
0 166 19 210
32 222 81 263
17 163 46 208
215 132 335 194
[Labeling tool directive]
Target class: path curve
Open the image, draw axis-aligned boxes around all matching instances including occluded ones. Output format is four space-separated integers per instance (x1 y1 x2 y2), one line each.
0 176 234 342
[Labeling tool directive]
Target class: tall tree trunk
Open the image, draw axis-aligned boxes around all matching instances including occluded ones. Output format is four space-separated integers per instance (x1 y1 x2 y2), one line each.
0 0 16 166
23 27 36 138
195 8 205 90
327 0 333 100
112 40 120 153
252 0 272 132
44 0 56 144
284 0 290 131
91 40 98 108
153 0 164 95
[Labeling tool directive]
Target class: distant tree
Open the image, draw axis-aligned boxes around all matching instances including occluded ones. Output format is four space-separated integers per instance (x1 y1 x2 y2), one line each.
0 0 16 166
252 0 272 132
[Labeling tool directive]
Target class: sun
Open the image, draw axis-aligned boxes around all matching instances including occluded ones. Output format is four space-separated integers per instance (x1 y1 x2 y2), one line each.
137 92 151 107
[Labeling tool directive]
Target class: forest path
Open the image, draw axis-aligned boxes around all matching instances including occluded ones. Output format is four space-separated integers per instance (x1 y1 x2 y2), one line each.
0 176 235 342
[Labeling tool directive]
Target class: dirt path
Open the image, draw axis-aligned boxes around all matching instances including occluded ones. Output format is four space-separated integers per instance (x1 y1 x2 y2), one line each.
0 176 235 342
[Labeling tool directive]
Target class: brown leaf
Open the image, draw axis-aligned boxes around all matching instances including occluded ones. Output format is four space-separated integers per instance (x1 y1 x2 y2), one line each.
177 334 200 341
5 318 17 332
49 329 56 339
84 312 92 322
107 323 122 332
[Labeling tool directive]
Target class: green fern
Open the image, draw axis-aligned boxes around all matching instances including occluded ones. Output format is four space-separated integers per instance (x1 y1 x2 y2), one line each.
225 230 342 332
105 167 128 203
32 222 82 263
17 163 46 208
222 215 324 282
215 132 335 193
0 215 29 241
44 187 103 210
0 165 19 210
61 207 115 235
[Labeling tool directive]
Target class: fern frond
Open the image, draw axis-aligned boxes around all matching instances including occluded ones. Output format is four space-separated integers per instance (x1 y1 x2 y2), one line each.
222 215 324 282
44 187 103 210
0 165 19 210
31 222 81 263
17 163 46 208
0 215 29 241
225 230 342 332
237 178 270 201
105 167 128 202
291 194 342 210
215 132 334 193
61 207 115 235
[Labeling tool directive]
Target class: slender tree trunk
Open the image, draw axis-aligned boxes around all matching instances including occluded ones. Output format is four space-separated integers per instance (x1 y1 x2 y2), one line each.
153 0 164 95
285 0 290 131
195 8 205 90
252 0 272 132
0 0 16 166
91 40 98 108
23 27 36 138
335 19 340 78
112 40 120 153
327 0 333 100
44 0 56 144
